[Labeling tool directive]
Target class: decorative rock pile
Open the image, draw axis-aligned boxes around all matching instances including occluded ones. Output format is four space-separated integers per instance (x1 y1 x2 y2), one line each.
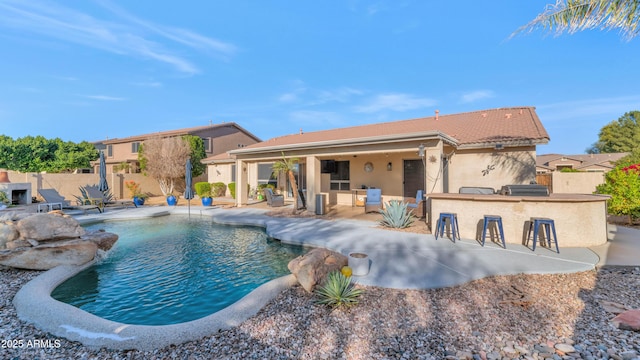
287 248 347 292
0 211 118 270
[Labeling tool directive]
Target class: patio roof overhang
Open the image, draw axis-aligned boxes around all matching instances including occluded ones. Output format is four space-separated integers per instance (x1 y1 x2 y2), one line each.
228 131 459 159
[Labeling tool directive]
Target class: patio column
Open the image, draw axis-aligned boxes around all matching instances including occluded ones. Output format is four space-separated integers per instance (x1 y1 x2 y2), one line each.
426 140 444 193
306 156 321 212
235 159 248 207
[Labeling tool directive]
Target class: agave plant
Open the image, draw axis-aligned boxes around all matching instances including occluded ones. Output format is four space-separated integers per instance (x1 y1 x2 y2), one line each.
315 271 364 309
379 200 415 229
74 184 114 205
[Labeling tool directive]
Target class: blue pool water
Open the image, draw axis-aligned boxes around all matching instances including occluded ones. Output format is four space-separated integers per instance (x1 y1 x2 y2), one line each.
51 215 307 326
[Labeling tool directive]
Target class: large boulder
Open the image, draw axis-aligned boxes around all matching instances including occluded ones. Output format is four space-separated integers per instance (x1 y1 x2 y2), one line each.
0 221 19 247
16 213 86 241
0 239 98 270
0 213 118 270
288 248 348 292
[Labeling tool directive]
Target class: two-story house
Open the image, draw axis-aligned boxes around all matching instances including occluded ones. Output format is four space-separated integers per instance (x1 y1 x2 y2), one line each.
94 122 261 174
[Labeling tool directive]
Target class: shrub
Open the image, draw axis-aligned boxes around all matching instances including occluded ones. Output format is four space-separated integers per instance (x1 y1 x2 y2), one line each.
124 180 142 198
315 271 364 309
194 182 212 198
211 182 227 197
596 166 640 219
228 182 236 199
0 191 10 205
379 200 415 228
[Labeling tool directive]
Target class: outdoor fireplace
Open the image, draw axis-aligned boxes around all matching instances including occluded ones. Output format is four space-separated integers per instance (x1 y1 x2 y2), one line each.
0 171 32 205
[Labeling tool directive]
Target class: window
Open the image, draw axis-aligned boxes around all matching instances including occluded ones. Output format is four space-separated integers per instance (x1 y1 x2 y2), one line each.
107 145 113 157
231 164 236 182
330 161 350 191
201 137 210 152
131 142 141 153
258 163 277 186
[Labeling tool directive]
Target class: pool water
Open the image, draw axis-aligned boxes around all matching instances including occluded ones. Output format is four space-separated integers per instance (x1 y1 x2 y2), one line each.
51 215 307 325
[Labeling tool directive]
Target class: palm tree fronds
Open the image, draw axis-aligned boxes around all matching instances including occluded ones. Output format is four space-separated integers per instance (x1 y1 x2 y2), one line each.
512 0 640 40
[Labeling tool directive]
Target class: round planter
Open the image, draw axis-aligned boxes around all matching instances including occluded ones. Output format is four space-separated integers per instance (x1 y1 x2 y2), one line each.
201 197 213 207
348 252 370 276
133 197 145 206
166 195 177 206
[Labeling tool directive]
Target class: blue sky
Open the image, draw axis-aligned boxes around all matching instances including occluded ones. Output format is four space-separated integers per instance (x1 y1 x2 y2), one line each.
1 0 639 155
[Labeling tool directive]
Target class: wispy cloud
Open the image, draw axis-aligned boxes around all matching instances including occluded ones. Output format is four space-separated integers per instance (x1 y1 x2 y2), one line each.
536 95 640 122
290 110 345 128
131 81 162 88
277 79 307 103
0 0 236 74
459 90 495 103
81 94 126 101
354 93 437 113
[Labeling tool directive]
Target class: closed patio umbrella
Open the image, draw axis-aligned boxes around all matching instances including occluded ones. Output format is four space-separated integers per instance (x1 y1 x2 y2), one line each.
185 158 194 217
98 151 109 192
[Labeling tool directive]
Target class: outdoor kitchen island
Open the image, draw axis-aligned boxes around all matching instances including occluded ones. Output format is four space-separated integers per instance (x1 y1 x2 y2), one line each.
427 193 610 247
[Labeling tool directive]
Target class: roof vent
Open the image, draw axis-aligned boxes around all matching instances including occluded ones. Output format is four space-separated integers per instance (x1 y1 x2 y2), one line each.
435 109 439 121
481 113 487 118
300 128 303 135
519 109 523 115
495 144 504 150
505 113 512 119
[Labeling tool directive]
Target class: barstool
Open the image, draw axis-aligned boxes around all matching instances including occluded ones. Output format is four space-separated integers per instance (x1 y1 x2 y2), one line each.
527 217 559 253
481 215 506 248
435 212 460 242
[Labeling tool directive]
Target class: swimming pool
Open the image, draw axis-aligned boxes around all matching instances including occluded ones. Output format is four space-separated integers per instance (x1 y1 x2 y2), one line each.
51 215 307 326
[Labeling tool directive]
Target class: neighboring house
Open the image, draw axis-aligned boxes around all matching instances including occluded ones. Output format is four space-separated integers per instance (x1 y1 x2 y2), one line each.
536 153 628 174
205 107 550 209
95 122 261 174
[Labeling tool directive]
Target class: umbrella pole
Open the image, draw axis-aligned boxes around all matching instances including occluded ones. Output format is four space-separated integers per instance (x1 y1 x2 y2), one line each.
188 199 191 218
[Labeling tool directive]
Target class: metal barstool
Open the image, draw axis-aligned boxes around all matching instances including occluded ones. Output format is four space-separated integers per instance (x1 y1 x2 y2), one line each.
527 217 559 253
435 212 460 242
481 215 506 248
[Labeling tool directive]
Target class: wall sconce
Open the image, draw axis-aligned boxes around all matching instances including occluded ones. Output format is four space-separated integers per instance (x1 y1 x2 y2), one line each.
418 143 425 157
387 162 392 171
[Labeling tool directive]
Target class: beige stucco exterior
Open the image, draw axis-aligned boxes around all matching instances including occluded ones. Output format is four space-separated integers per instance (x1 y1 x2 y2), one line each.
428 193 609 247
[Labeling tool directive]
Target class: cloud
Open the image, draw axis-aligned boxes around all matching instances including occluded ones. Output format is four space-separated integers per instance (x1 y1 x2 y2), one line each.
290 110 345 128
82 95 126 101
0 0 236 74
131 81 162 88
536 95 640 123
314 87 363 104
354 93 437 113
459 90 495 103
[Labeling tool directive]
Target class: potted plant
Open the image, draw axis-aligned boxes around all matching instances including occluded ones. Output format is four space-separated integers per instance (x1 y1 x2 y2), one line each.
125 180 147 206
166 193 177 206
194 182 213 206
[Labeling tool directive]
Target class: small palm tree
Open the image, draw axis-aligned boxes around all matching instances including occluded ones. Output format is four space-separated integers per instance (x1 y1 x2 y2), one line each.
513 0 640 40
272 152 300 213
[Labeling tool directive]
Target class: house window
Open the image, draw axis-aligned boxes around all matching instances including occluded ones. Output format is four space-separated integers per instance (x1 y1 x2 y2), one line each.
258 163 277 186
107 145 113 157
330 161 350 191
231 164 236 182
131 142 141 153
201 137 210 152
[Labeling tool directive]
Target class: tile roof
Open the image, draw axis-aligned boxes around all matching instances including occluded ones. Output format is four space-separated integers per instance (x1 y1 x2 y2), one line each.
101 122 261 144
537 152 628 170
237 107 548 152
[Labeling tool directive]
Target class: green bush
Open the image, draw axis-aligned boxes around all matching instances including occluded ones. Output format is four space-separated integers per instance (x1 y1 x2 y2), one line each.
315 271 364 309
228 182 236 199
194 182 212 198
596 166 640 219
379 200 415 228
0 191 10 205
211 182 227 197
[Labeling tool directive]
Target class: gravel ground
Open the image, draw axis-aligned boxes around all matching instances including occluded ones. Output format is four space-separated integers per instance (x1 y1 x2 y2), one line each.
2 266 640 359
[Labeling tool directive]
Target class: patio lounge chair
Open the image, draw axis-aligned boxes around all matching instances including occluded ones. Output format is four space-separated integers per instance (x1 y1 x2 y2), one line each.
407 190 426 218
264 188 285 207
364 188 382 213
38 188 102 214
83 185 135 209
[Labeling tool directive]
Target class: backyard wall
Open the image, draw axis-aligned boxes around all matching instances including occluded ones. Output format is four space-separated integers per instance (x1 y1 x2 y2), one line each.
6 171 207 201
551 172 605 194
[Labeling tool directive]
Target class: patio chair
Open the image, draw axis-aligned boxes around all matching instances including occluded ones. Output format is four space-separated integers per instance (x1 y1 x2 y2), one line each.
38 188 102 214
407 190 426 218
364 188 382 213
83 185 136 209
264 188 285 207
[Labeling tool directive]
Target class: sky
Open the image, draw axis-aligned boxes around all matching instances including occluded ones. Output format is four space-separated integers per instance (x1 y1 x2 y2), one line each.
1 0 639 155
